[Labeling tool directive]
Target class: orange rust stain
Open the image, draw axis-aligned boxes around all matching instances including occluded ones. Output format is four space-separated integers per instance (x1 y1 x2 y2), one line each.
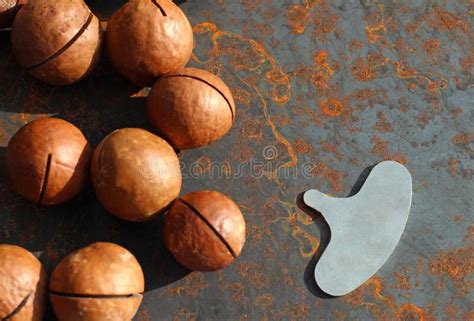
219 282 245 302
394 61 448 93
351 53 389 81
287 4 311 35
191 156 213 176
272 114 293 127
286 0 321 35
390 153 408 165
391 266 412 291
239 0 261 11
366 22 386 43
345 276 429 319
312 2 340 41
363 2 387 44
308 161 344 193
243 20 273 37
294 138 313 154
374 111 392 133
371 137 408 164
451 131 474 145
321 141 343 160
233 87 253 106
422 39 441 55
279 303 310 321
255 293 274 307
464 225 474 242
251 83 297 169
449 157 459 177
434 7 469 32
291 225 320 258
429 245 474 295
192 22 297 169
372 136 389 156
237 263 269 290
240 119 264 142
164 272 208 297
320 99 344 117
172 308 198 321
396 304 428 321
349 39 364 51
312 50 334 88
192 22 290 103
451 106 463 118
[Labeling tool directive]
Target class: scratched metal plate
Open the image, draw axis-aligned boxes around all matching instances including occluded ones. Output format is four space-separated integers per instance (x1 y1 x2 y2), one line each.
0 0 472 320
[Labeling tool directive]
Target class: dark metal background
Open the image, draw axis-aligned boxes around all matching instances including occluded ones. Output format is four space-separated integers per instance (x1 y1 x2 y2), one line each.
0 0 472 320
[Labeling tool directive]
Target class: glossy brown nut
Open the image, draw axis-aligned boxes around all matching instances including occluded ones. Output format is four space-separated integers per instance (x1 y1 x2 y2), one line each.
164 190 246 271
0 0 27 29
147 68 236 149
50 242 144 321
106 0 193 87
11 0 102 86
6 117 92 205
91 128 182 222
0 244 47 321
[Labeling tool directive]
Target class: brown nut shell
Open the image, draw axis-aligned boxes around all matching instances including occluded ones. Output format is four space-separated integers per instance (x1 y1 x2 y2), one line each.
49 243 144 321
49 295 143 321
164 190 246 271
148 68 236 149
11 0 102 86
91 128 182 222
0 0 27 29
106 0 193 87
6 117 92 205
0 245 47 321
49 242 144 296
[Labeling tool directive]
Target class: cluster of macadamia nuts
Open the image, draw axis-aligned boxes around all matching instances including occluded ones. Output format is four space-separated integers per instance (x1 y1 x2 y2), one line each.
0 242 144 321
3 0 246 319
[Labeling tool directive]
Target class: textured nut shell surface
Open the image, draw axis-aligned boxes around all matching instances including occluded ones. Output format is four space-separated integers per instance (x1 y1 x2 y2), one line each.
50 242 144 295
26 14 102 86
91 128 182 222
0 245 47 321
148 68 235 149
6 118 92 205
106 0 193 86
181 190 246 256
11 0 91 68
50 295 142 321
164 200 235 271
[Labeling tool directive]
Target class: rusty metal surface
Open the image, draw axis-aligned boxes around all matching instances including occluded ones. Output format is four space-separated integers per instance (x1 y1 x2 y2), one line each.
0 0 472 320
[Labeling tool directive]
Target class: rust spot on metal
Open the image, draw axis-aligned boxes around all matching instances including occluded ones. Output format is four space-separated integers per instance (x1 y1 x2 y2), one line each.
320 99 343 117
